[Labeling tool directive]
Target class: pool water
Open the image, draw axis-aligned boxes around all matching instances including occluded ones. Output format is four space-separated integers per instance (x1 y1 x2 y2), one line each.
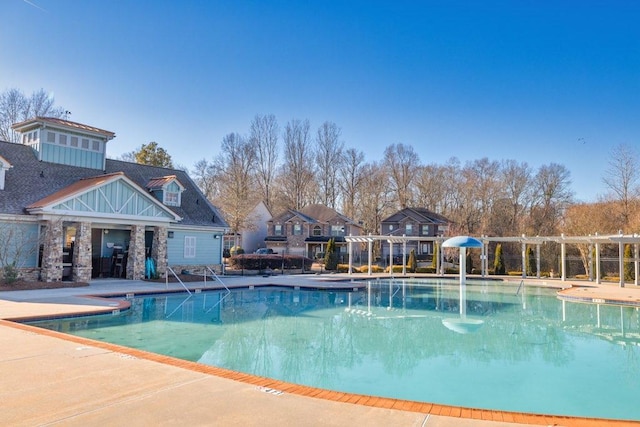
29 279 640 421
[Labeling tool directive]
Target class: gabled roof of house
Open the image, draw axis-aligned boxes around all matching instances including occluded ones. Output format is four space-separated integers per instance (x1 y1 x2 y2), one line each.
299 204 359 225
11 117 116 140
26 172 125 209
382 207 450 225
269 208 315 224
269 204 361 228
0 140 228 228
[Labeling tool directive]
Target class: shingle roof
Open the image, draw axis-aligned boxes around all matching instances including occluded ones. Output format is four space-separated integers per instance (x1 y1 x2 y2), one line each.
382 207 450 225
0 140 227 228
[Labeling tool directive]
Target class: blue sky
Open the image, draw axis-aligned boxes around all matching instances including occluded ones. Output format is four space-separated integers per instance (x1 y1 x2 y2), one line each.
2 1 639 202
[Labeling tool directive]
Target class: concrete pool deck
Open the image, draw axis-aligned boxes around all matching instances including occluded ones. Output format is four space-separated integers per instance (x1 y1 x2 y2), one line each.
0 275 639 426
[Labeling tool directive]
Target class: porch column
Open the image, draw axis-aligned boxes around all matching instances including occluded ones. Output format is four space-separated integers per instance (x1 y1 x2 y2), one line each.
480 239 486 277
127 225 145 280
521 240 526 279
595 241 601 284
536 244 541 279
635 244 639 286
367 237 373 277
619 238 625 288
347 240 353 276
588 243 594 281
41 220 64 282
151 226 167 278
389 241 393 277
402 237 407 275
72 222 92 283
560 237 566 281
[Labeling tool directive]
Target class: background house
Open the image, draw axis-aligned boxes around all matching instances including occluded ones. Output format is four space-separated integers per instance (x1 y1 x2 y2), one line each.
264 204 362 261
223 200 274 255
380 207 451 262
0 117 228 283
240 201 272 253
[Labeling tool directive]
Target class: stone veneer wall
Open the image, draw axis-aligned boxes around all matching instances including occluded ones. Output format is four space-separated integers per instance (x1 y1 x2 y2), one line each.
0 267 40 282
151 226 167 277
72 222 92 283
168 264 223 276
41 220 63 282
127 225 145 280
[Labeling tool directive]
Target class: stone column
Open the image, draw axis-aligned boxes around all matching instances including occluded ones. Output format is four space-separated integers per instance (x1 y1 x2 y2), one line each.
72 222 92 283
41 220 63 282
126 225 146 280
151 226 167 278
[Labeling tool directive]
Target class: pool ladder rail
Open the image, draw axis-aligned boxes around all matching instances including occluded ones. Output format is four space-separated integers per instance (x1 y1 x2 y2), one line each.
164 266 232 318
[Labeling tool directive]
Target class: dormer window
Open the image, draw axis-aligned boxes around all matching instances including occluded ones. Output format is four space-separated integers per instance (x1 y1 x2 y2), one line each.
165 188 180 206
146 175 185 207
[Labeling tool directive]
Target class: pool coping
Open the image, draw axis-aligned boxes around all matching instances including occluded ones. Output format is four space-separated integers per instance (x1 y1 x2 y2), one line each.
2 277 640 426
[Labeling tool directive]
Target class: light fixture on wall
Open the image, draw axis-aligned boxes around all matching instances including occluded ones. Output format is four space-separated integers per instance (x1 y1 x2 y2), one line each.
214 234 220 239
104 229 109 234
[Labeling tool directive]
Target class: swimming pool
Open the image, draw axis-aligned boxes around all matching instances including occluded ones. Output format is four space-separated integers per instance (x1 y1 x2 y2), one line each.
28 279 640 421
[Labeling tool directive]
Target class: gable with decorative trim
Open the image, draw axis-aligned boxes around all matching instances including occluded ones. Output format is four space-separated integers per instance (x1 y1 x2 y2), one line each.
26 173 180 222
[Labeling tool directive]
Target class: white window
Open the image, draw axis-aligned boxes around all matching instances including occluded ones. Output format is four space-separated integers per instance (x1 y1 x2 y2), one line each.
82 138 89 149
59 134 67 145
70 136 78 147
313 225 322 236
184 236 196 258
405 223 413 234
164 191 180 206
92 140 100 151
274 224 282 235
47 131 56 143
422 224 430 235
331 225 344 236
293 223 302 235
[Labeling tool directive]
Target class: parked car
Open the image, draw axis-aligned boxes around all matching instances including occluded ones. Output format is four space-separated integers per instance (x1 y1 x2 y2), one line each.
255 248 274 254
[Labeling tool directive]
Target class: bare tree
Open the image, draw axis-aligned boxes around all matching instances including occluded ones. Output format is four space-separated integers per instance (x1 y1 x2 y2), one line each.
214 133 257 244
277 119 315 210
563 202 620 274
191 158 220 201
250 114 280 209
528 163 573 235
602 144 640 229
415 164 446 212
339 147 365 220
0 88 66 143
383 143 419 209
415 157 462 219
315 121 344 209
498 159 532 235
358 161 395 235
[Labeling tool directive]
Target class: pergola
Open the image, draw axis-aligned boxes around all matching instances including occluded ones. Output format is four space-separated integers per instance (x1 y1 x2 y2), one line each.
345 233 640 287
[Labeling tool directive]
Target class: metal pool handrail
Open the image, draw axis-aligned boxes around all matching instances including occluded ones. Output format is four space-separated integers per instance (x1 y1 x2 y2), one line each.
166 266 192 295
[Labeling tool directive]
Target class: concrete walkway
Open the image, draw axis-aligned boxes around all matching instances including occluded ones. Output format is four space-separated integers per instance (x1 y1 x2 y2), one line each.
0 275 638 426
